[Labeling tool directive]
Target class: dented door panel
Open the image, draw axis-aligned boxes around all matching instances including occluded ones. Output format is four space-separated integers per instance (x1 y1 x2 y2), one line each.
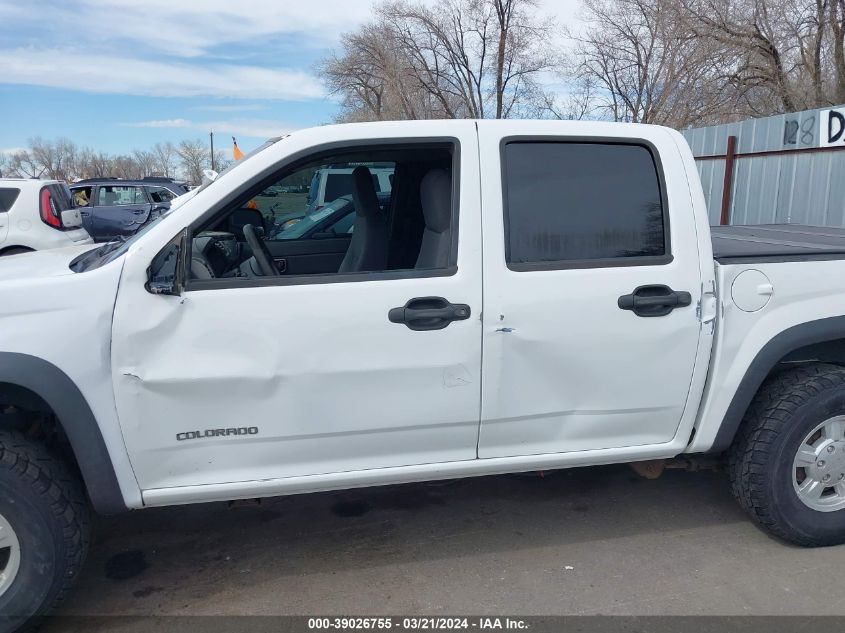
110 122 483 491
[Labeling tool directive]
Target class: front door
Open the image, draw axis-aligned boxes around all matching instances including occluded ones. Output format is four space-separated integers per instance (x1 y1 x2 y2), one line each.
110 125 484 493
477 123 707 457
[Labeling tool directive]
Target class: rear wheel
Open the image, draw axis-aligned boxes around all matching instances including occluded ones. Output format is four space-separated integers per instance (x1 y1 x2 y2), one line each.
729 363 845 546
0 431 90 631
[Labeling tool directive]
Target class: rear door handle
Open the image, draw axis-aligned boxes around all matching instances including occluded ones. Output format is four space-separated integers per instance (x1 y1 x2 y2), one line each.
618 285 692 317
389 297 471 331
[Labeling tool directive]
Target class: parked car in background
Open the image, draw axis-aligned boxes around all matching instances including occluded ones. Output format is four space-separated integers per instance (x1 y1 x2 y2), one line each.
70 177 189 242
306 164 393 212
0 178 92 256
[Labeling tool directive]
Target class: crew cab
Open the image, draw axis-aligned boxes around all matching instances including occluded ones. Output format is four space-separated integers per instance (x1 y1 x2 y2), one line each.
5 120 845 627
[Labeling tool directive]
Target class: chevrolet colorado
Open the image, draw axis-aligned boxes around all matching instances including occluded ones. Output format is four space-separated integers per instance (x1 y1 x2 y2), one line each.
2 120 845 628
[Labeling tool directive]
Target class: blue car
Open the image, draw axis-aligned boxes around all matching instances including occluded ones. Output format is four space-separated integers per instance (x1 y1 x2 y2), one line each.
69 177 189 242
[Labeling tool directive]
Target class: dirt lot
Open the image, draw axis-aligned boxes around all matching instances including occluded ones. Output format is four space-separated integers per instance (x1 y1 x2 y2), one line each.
42 464 845 630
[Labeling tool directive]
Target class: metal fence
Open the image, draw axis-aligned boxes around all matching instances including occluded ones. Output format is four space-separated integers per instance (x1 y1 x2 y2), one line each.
681 105 845 226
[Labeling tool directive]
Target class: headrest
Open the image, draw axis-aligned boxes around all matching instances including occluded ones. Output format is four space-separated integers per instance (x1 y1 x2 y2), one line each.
351 166 380 219
420 169 452 234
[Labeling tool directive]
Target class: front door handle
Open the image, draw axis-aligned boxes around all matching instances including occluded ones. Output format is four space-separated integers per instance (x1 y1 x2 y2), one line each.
389 297 471 331
618 285 692 317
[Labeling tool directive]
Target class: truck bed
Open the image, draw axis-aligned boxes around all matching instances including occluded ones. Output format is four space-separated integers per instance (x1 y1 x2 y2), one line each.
711 224 845 263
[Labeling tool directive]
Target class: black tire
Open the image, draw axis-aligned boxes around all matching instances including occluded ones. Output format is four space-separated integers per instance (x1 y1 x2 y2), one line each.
729 363 845 547
0 431 90 632
0 248 33 258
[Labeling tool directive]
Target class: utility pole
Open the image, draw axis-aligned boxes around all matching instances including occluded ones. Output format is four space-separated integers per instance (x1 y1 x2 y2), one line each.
209 131 215 172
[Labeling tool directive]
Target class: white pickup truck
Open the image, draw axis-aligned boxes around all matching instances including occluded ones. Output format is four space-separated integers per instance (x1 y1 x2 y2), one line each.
3 120 845 626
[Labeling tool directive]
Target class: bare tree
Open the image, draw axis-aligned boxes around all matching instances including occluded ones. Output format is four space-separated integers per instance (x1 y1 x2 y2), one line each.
19 138 80 181
132 149 157 178
320 0 556 121
680 0 845 114
320 20 447 121
568 0 736 127
75 148 116 179
2 138 221 182
177 139 210 185
151 142 179 178
213 150 232 173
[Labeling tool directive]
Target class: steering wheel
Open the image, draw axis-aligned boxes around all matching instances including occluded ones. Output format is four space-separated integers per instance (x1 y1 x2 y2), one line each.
243 224 280 276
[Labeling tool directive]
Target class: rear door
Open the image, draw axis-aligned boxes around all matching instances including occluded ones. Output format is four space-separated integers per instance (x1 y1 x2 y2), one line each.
478 123 706 457
91 185 152 240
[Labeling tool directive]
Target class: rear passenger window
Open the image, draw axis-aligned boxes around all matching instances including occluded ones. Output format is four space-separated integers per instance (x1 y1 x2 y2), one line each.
0 188 20 213
97 186 145 206
503 142 667 268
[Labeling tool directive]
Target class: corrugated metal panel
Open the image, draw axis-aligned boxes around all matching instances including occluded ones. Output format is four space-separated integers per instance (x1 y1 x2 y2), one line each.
681 105 845 226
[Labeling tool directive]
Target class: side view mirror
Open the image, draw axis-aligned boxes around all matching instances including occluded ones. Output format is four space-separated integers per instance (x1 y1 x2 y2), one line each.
146 230 186 295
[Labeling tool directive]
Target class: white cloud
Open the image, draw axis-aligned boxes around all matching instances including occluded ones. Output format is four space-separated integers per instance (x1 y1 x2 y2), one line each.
0 48 325 101
8 0 382 58
0 148 25 156
192 104 267 112
123 119 192 129
122 118 295 139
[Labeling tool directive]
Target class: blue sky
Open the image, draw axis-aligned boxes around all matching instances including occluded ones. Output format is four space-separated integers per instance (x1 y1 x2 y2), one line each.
0 0 379 154
0 0 576 155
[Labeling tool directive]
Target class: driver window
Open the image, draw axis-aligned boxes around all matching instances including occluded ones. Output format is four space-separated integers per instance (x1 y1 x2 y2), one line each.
187 143 456 283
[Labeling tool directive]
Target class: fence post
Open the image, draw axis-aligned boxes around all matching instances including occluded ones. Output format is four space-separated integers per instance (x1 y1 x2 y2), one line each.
719 135 737 225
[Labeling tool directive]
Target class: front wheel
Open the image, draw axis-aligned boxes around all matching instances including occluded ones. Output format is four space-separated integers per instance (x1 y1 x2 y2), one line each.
0 432 90 631
729 363 845 546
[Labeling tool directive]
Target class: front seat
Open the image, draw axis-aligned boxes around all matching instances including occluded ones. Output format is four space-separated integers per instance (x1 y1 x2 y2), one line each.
415 169 452 269
338 166 387 273
190 236 216 279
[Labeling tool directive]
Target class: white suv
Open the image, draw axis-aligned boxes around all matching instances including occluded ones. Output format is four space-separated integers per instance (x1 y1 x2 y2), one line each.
0 178 92 256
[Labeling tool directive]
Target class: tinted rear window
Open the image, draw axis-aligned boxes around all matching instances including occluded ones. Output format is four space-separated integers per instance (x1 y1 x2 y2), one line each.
0 188 21 213
503 142 666 266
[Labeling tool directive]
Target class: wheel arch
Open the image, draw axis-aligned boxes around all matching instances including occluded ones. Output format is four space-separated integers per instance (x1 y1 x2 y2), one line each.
0 245 34 256
711 316 845 453
0 352 127 514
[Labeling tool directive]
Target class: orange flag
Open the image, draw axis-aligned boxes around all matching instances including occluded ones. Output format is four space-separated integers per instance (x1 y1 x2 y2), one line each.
233 137 245 161
234 137 258 209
